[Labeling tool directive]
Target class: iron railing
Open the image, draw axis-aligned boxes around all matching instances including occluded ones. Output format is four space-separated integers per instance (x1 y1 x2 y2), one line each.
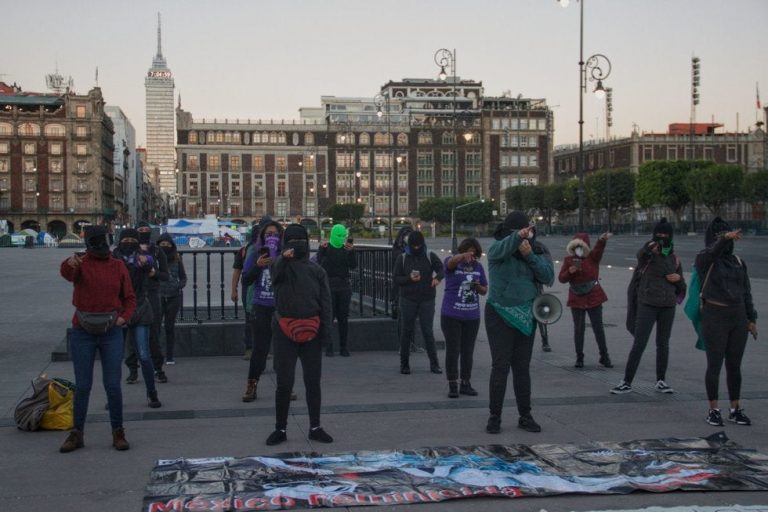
176 245 393 323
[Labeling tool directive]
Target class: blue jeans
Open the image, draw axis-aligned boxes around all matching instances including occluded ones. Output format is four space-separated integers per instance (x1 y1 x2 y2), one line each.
70 326 124 431
126 325 157 395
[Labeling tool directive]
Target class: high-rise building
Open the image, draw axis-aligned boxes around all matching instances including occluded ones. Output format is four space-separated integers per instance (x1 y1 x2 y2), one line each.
145 13 176 194
105 106 137 224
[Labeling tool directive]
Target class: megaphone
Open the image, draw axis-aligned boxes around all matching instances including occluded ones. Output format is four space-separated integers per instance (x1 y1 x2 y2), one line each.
533 294 563 325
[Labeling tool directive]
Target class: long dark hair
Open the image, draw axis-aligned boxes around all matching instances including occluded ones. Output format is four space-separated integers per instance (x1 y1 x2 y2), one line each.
456 237 483 257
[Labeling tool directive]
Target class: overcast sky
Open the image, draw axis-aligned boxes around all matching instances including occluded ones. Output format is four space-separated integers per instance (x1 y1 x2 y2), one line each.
3 0 766 147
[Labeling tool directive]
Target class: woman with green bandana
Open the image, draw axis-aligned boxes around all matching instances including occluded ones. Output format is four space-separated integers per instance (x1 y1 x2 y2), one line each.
611 218 686 395
316 224 357 357
485 211 554 434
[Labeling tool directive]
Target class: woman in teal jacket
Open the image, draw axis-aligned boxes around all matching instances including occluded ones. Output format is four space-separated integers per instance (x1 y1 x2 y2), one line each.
485 211 554 435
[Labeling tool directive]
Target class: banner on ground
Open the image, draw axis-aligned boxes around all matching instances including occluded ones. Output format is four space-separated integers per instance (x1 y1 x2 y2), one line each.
143 432 768 511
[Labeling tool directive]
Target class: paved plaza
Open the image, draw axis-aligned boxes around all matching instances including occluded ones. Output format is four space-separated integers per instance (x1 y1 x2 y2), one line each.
0 238 766 511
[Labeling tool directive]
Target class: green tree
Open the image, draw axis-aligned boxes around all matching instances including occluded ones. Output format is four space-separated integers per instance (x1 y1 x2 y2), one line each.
418 197 452 223
326 203 365 223
585 169 635 229
635 160 691 225
504 186 524 211
418 197 494 223
538 183 566 233
685 164 744 217
519 185 543 216
743 170 768 227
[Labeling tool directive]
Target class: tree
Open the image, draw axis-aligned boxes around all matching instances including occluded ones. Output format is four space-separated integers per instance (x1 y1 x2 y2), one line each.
519 185 544 216
635 160 691 225
417 197 494 223
539 183 566 233
504 186 524 211
743 170 768 226
418 197 452 223
585 169 635 230
685 164 744 217
326 203 365 223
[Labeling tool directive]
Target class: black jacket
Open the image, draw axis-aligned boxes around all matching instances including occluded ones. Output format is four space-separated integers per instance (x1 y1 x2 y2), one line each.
636 242 686 308
143 243 169 292
316 244 357 289
271 255 333 342
393 251 445 303
695 237 757 322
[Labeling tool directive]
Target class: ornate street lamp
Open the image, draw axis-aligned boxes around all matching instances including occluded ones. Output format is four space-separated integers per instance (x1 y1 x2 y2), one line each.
374 92 394 244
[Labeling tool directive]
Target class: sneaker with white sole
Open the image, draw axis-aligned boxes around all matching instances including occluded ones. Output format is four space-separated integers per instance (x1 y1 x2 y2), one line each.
655 380 674 393
706 408 724 426
728 408 751 426
610 381 632 394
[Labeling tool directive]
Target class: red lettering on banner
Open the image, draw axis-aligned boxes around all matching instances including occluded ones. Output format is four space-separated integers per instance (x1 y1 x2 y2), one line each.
148 499 184 512
243 497 269 510
269 497 295 507
500 486 523 497
402 491 430 503
208 498 231 511
484 485 500 495
425 490 443 502
439 489 461 499
331 494 356 506
185 498 211 511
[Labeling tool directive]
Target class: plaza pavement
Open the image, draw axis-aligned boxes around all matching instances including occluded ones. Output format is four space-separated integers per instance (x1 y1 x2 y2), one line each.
0 244 766 512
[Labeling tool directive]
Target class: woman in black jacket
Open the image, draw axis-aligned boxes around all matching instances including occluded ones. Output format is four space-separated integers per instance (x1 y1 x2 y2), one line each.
265 224 333 446
157 234 187 364
612 218 686 395
698 218 758 427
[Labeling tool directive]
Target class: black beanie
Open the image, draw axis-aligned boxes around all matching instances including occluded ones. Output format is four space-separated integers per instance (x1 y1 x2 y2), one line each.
84 225 108 242
705 216 731 247
504 211 529 230
138 220 151 228
119 228 139 241
283 223 307 243
407 231 425 247
653 217 674 238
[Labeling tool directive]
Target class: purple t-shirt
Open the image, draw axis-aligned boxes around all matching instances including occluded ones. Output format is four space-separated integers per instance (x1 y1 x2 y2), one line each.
440 256 488 320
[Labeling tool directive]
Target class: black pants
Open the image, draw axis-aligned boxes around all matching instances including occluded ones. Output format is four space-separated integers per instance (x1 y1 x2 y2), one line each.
398 297 438 365
571 305 609 359
623 304 675 384
126 290 165 371
160 295 181 360
272 318 322 430
243 310 254 350
247 305 275 380
441 315 480 382
702 303 749 401
485 305 535 418
328 287 352 351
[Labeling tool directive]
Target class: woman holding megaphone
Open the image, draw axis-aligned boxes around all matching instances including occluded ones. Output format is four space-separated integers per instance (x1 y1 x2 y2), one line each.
558 232 613 369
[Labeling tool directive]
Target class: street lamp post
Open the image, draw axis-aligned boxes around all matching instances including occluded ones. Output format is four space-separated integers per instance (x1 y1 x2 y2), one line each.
374 92 394 244
451 198 485 253
559 0 612 232
435 48 459 250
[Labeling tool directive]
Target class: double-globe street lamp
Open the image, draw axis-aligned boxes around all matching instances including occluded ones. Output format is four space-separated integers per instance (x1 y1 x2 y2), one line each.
558 0 612 232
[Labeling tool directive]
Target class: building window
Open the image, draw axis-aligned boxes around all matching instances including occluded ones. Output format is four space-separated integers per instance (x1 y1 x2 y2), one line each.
269 132 279 144
230 155 241 171
373 133 391 146
643 145 653 161
726 145 737 162
465 151 481 169
254 201 265 216
358 133 369 145
417 132 432 145
20 123 41 136
374 151 392 169
50 194 64 211
598 152 604 168
529 154 538 167
608 150 615 166
336 132 354 145
0 122 12 136
336 151 354 169
50 142 62 155
0 158 9 173
24 159 37 172
0 176 8 190
703 147 714 161
667 146 678 160
441 150 455 168
231 181 241 197
276 156 287 171
397 133 408 146
209 180 220 197
224 132 233 144
214 132 224 143
232 132 241 144
209 155 220 171
305 132 315 145
50 158 63 173
76 160 87 173
189 181 199 196
442 184 454 197
278 132 286 144
76 144 87 156
465 185 481 197
188 131 198 144
75 105 86 118
442 168 456 182
252 132 261 144
277 180 287 197
359 152 370 169
24 143 36 155
187 155 199 170
50 177 64 192
253 155 264 170
45 124 65 137
276 201 288 218
442 132 455 145
75 126 88 138
0 142 9 154
24 194 37 210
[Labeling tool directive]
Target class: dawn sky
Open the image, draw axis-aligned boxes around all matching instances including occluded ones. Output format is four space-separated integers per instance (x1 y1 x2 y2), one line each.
3 0 766 147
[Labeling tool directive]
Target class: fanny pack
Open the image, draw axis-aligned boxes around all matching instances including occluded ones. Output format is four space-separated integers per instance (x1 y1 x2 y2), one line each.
278 315 320 343
76 311 118 335
570 280 597 296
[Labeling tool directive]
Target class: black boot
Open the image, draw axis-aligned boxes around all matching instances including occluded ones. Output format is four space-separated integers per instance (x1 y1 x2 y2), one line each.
599 354 613 368
147 391 161 408
339 345 350 357
574 354 584 368
400 359 411 374
460 380 478 396
448 381 459 398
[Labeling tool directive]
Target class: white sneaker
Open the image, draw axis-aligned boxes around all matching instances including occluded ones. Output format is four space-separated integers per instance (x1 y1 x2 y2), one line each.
165 359 176 366
655 380 674 393
610 381 632 394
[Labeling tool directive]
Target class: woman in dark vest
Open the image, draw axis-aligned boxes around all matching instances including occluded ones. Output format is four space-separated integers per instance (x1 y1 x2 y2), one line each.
157 234 187 365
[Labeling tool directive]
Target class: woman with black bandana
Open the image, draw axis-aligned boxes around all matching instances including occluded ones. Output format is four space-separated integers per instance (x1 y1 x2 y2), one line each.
697 218 758 427
157 234 187 365
265 224 333 446
612 218 686 395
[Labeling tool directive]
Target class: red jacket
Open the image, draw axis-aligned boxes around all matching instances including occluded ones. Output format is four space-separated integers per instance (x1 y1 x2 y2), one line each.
61 253 136 328
558 233 608 309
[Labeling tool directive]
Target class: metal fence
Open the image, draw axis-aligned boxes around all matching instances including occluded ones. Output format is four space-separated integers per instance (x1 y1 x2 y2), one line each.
176 245 393 324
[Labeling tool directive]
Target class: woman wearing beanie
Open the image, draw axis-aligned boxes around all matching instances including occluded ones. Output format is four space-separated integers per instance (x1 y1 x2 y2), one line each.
59 226 135 453
157 234 187 364
440 238 488 398
316 224 357 357
392 230 445 375
113 228 163 409
240 221 284 402
612 218 686 395
266 224 333 446
697 218 758 427
558 232 613 368
485 211 554 434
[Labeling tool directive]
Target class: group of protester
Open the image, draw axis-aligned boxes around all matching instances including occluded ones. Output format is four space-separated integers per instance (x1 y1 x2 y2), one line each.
58 209 758 453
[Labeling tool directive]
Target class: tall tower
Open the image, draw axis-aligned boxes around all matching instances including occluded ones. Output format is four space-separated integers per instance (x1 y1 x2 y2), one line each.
145 13 176 195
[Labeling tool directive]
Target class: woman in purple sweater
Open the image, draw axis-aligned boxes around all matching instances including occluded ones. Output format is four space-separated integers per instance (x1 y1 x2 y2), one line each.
440 238 488 398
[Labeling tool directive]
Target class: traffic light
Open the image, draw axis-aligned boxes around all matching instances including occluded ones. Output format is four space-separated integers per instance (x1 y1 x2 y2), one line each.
692 57 701 106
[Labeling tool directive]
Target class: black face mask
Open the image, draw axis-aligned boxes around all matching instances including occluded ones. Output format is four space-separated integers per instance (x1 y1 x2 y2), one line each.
287 240 309 259
161 245 174 255
654 236 672 248
120 242 139 254
138 232 151 244
409 245 425 257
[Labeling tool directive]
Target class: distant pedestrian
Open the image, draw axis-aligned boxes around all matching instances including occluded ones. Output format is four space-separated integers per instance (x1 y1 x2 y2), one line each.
612 218 686 395
440 238 487 398
59 225 135 453
266 224 333 446
157 234 187 365
485 212 554 434
558 232 613 368
114 229 163 409
392 231 444 375
240 220 284 402
316 224 357 357
697 218 758 427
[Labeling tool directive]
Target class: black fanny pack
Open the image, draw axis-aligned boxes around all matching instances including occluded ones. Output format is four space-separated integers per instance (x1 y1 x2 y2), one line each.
76 311 118 335
570 280 598 296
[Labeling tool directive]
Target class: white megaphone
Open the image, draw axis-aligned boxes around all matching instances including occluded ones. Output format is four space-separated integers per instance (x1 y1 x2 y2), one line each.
533 294 563 325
